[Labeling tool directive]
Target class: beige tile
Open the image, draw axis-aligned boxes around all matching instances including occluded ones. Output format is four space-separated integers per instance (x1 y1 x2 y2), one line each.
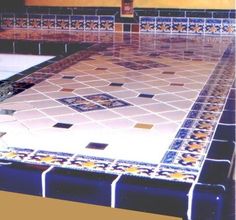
134 123 154 129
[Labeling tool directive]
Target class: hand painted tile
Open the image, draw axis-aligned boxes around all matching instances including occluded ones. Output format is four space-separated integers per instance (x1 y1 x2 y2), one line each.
98 99 131 109
0 147 34 161
57 96 90 106
181 119 216 131
222 19 235 35
175 128 213 142
70 15 85 30
42 15 56 29
70 102 104 112
187 111 221 122
26 150 73 166
162 151 204 168
67 155 114 172
196 96 226 105
188 18 204 34
156 17 171 33
191 103 224 113
140 17 156 32
84 93 115 102
205 19 222 34
170 139 209 154
172 18 188 33
85 16 99 31
15 14 28 28
110 160 156 177
1 14 15 28
56 15 70 30
155 165 197 182
28 14 41 29
100 16 114 31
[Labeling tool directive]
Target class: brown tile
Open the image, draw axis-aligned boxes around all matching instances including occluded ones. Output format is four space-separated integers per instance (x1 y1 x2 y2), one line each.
60 88 74 92
115 23 123 32
134 123 154 129
170 83 184 86
131 24 139 33
162 71 175 74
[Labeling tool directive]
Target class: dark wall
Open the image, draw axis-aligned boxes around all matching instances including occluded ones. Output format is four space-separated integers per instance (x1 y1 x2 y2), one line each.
0 0 24 9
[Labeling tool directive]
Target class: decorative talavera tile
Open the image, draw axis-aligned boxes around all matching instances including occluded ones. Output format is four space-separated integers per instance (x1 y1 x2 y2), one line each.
140 17 156 32
191 103 224 113
1 14 15 28
175 128 213 142
56 15 70 30
26 150 73 166
181 119 216 131
187 111 221 122
200 85 230 97
85 16 99 31
70 15 85 30
0 147 34 161
42 15 56 29
170 139 209 154
155 165 197 182
28 14 41 29
205 19 222 34
15 14 28 28
67 155 114 172
196 96 226 105
161 151 204 169
100 16 114 31
156 17 172 33
110 160 156 177
172 18 188 34
222 19 235 35
188 18 204 34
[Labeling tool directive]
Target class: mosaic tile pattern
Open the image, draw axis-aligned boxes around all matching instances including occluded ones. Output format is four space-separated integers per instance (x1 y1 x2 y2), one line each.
0 31 234 184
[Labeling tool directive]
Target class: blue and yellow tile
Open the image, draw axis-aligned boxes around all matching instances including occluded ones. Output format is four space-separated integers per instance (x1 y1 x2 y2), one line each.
0 147 34 161
70 102 105 112
172 18 188 33
205 19 222 34
170 139 209 154
155 165 197 182
29 14 41 29
26 150 73 166
110 160 156 177
85 16 99 31
15 14 28 28
156 17 171 33
42 15 56 29
100 16 114 31
140 17 156 32
56 15 69 30
222 19 235 35
2 14 15 28
70 15 85 30
188 18 204 34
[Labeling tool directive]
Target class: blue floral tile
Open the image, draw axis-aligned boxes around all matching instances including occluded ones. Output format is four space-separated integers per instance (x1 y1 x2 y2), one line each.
70 102 104 112
140 17 156 32
26 150 73 166
181 119 216 131
28 14 41 29
70 15 85 30
42 15 56 29
0 147 34 161
15 14 28 28
56 15 69 30
191 103 224 113
66 155 114 172
155 165 197 182
57 96 90 106
1 14 15 28
172 18 188 33
205 19 222 34
196 96 226 105
222 19 235 35
98 99 131 109
84 93 115 102
110 160 156 177
100 16 114 31
162 151 204 168
170 139 209 154
175 128 213 142
85 16 99 31
156 17 171 33
188 18 204 34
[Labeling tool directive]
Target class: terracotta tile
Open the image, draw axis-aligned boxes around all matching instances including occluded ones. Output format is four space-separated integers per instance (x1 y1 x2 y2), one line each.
115 23 123 32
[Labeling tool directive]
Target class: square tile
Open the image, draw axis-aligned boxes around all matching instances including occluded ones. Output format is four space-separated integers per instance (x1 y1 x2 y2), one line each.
138 93 154 98
0 147 33 161
222 19 235 35
140 17 156 32
85 16 99 31
56 15 69 30
100 16 114 31
53 123 73 129
115 23 123 32
42 15 56 29
86 142 108 150
109 83 124 87
205 19 222 34
172 18 188 33
28 14 41 29
156 17 171 33
70 15 85 30
15 14 28 28
188 18 204 34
